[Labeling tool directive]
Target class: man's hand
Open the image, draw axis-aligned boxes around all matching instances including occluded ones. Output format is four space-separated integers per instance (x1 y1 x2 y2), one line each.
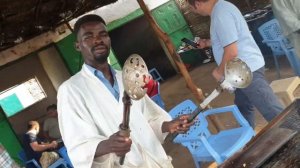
212 67 224 82
95 131 132 157
49 141 58 149
162 114 195 134
196 39 211 49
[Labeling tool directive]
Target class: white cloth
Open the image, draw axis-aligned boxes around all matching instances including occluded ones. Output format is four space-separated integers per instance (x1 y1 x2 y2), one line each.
57 65 173 168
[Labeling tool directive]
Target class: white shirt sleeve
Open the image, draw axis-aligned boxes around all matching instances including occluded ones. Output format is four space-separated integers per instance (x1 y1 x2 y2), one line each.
213 9 239 47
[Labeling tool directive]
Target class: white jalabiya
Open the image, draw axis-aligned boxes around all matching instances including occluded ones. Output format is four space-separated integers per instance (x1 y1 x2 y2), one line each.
57 65 173 168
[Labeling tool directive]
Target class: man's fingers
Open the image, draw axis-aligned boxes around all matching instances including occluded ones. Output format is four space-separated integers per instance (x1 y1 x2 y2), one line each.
112 146 131 156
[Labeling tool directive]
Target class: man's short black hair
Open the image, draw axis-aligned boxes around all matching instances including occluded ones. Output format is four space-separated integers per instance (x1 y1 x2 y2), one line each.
73 14 106 36
186 0 209 6
46 104 57 112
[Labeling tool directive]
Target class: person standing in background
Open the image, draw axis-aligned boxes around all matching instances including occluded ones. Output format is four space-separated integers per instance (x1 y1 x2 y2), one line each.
186 0 283 128
271 0 300 59
43 104 61 141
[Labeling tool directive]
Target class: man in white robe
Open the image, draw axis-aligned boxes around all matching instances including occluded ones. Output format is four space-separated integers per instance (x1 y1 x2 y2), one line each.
272 0 300 58
57 14 193 168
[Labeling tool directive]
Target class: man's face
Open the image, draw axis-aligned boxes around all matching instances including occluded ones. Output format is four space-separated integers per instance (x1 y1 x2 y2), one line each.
48 109 58 117
75 22 111 66
189 1 208 16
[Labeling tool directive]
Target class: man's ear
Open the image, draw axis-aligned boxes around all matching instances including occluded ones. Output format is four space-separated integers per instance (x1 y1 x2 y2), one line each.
75 42 81 51
194 1 201 8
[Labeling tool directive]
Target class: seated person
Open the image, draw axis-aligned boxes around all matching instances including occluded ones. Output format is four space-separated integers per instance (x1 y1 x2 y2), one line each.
23 121 58 166
43 104 61 142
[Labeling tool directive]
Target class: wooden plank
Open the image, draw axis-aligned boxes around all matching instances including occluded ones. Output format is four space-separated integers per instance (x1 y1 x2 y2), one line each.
0 24 71 67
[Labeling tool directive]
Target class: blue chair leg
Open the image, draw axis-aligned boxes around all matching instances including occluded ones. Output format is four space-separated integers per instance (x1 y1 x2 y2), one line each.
273 55 281 78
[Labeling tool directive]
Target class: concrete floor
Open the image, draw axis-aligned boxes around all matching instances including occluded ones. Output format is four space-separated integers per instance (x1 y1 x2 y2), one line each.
159 56 295 168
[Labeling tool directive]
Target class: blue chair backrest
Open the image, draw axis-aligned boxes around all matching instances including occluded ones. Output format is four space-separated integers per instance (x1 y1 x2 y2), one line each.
151 94 165 109
168 100 211 143
258 18 300 77
258 19 282 41
149 68 163 82
258 19 294 50
58 146 73 168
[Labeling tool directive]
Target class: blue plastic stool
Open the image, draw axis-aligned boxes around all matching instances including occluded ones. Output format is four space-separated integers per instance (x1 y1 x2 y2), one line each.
169 100 255 168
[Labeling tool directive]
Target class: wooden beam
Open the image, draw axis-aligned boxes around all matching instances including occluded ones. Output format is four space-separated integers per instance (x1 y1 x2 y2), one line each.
0 24 71 67
137 0 224 130
138 0 204 101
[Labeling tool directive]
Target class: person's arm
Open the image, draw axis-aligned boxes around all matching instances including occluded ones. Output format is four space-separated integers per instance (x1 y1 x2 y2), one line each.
210 6 240 81
30 141 57 152
212 42 238 81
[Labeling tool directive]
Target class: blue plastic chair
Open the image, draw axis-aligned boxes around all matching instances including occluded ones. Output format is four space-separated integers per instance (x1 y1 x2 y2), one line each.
48 158 67 168
18 150 68 168
18 150 41 168
258 18 300 78
58 146 73 168
150 82 165 109
149 68 163 82
168 100 255 168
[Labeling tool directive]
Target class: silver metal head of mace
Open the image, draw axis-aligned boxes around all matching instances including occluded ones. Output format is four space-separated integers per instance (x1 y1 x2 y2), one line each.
122 54 151 100
224 57 253 88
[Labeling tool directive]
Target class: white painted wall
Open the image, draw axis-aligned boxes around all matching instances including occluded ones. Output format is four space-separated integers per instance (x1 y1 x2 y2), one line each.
69 0 169 26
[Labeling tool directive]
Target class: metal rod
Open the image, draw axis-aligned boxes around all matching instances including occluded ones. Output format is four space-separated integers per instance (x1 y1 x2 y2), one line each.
119 91 132 165
170 86 223 141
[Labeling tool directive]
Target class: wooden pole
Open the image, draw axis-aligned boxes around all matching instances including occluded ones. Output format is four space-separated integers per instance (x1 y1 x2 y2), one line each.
137 0 204 101
137 0 224 130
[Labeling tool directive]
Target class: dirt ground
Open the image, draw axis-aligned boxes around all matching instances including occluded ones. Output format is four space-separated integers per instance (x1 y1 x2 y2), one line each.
159 56 296 168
